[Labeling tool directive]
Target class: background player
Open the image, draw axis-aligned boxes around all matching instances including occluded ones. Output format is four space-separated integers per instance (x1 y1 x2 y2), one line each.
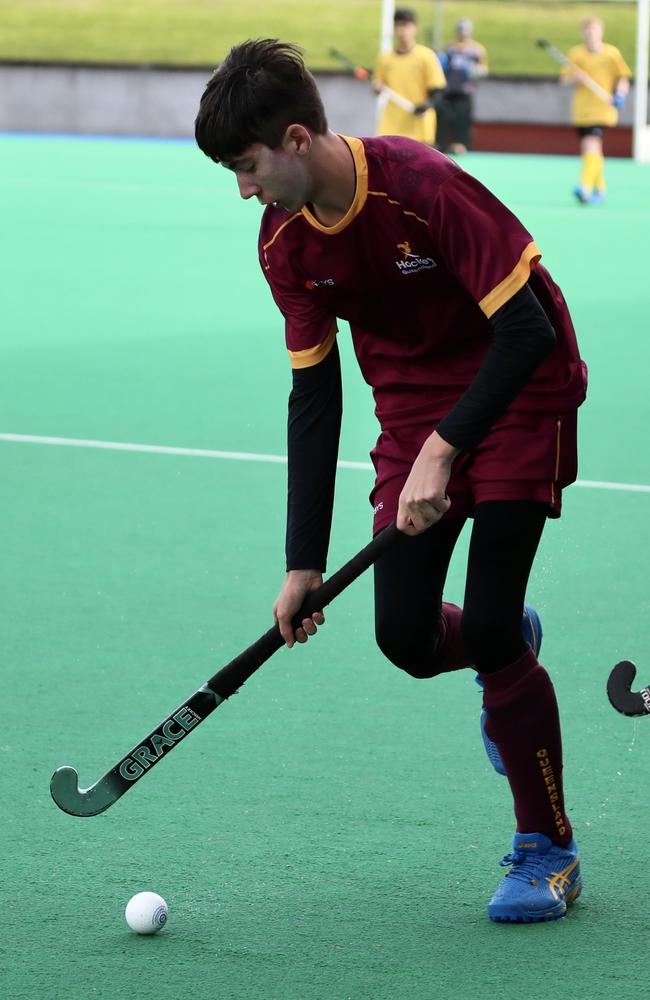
195 39 587 923
373 8 446 145
560 15 631 204
437 18 488 155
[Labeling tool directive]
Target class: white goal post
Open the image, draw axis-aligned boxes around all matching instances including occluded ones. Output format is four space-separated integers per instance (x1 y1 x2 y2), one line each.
634 0 650 161
376 0 396 128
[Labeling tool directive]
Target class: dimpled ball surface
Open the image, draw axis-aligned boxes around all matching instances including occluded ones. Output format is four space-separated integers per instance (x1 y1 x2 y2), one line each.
124 892 168 935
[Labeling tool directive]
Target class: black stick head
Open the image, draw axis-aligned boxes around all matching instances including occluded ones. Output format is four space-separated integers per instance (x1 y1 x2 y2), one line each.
607 661 650 717
50 765 119 817
536 39 550 49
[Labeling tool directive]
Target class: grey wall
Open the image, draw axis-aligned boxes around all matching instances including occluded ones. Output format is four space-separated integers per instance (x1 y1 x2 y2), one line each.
0 62 638 138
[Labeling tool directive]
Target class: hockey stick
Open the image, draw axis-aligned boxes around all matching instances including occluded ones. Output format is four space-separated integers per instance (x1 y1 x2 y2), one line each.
607 660 650 717
329 46 417 113
329 46 371 81
50 522 403 817
536 38 615 105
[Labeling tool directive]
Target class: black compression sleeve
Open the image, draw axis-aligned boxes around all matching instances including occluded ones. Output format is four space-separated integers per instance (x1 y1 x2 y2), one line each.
435 283 556 452
286 343 343 572
416 88 444 112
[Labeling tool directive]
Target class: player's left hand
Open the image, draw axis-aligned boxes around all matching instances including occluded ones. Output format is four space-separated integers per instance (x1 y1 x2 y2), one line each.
612 91 626 109
413 102 431 116
397 431 458 535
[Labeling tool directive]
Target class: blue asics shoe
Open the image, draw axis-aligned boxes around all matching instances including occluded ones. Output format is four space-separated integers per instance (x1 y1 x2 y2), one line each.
522 604 543 658
488 832 582 923
573 185 590 204
589 189 605 205
477 605 543 776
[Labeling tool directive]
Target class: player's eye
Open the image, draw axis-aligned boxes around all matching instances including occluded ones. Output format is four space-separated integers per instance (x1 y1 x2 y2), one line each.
225 161 254 174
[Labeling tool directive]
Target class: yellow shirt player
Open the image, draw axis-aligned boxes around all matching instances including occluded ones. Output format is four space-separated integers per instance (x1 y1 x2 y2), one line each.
373 8 446 146
560 16 631 204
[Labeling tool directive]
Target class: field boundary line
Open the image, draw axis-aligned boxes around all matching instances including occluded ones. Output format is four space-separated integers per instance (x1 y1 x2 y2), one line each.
1 432 649 492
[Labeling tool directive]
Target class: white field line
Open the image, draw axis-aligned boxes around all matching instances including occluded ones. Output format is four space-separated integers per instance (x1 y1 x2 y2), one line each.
1 432 649 493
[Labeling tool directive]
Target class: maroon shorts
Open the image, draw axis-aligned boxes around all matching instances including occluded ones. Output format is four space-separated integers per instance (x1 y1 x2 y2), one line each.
370 410 578 533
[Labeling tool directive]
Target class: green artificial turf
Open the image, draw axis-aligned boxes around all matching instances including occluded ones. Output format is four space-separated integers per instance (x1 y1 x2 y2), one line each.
1 134 649 999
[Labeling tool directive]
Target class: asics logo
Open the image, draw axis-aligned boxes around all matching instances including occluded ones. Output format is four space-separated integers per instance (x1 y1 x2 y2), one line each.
305 278 335 289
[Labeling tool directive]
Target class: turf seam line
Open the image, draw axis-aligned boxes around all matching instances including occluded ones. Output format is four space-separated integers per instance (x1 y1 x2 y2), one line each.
0 432 648 492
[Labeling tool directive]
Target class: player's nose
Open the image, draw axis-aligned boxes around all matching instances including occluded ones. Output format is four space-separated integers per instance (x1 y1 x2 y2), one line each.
236 174 261 200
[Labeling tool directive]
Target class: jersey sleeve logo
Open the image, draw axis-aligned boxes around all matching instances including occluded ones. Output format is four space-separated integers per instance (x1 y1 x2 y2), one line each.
395 242 437 275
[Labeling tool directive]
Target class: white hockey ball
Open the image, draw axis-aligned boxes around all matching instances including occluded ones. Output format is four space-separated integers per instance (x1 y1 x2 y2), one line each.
125 892 168 935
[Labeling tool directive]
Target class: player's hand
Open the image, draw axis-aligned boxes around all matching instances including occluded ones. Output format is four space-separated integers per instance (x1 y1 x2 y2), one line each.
273 570 325 648
372 81 385 94
397 431 458 535
413 102 431 116
612 91 626 109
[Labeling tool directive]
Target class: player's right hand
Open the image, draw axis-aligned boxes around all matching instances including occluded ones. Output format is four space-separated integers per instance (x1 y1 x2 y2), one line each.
273 570 325 648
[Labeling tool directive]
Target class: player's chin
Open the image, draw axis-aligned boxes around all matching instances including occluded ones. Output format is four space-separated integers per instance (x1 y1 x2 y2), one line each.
274 191 308 212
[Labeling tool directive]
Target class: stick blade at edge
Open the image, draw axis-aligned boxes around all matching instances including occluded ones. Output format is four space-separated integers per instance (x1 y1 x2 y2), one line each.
607 660 650 717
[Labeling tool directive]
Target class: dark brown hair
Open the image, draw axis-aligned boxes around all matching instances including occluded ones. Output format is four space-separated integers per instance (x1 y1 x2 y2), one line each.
195 39 328 162
394 8 417 24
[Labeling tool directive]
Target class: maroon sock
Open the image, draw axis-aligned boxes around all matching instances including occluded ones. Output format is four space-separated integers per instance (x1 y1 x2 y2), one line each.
480 648 573 846
439 602 474 671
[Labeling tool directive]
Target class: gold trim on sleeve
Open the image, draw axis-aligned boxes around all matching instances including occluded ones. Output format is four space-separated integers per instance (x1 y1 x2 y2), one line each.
479 242 542 318
288 321 338 369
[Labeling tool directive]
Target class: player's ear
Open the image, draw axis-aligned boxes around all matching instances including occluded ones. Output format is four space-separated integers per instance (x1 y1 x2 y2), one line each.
283 124 312 156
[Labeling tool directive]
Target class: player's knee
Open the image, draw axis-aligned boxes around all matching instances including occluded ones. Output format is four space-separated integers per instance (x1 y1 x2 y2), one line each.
460 609 523 671
375 620 443 679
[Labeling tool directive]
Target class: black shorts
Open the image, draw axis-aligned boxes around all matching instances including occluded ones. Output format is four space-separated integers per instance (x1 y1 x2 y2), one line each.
577 125 606 139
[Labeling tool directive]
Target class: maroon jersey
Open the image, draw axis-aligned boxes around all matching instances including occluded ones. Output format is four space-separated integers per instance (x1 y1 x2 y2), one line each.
259 136 586 430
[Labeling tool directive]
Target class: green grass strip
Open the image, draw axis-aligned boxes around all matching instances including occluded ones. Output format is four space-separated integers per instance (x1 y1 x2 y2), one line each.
0 0 639 76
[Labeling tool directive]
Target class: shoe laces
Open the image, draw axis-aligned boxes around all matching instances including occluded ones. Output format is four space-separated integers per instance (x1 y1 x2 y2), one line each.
499 849 544 885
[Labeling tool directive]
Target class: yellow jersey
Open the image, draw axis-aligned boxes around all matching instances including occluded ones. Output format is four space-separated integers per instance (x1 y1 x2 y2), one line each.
561 43 631 127
374 44 446 144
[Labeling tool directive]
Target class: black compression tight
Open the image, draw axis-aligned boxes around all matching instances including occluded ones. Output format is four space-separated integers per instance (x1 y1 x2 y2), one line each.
374 500 547 677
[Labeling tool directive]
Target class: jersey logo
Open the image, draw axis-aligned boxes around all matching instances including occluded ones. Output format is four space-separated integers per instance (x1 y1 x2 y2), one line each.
395 242 437 275
305 278 335 289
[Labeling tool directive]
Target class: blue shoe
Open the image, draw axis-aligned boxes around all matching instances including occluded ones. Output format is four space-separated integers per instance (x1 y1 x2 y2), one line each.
488 832 582 923
573 185 590 204
477 605 543 776
589 189 605 205
522 604 543 655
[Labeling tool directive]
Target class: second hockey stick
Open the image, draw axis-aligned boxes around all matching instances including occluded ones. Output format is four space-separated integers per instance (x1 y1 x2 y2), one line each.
607 660 650 717
536 38 616 105
329 47 417 113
